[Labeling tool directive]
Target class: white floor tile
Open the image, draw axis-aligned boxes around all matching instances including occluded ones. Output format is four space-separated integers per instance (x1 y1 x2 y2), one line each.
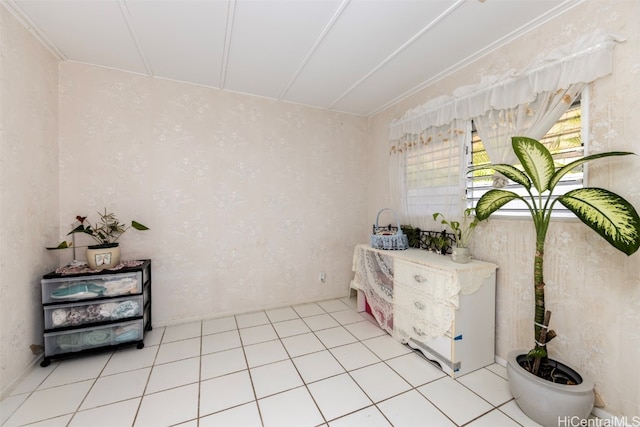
272 318 311 338
70 398 140 427
199 370 255 416
199 402 262 427
8 362 57 395
6 299 528 427
244 340 289 368
293 350 345 383
250 359 303 398
80 367 150 409
281 332 326 358
135 383 199 427
361 334 412 360
4 380 93 427
467 408 522 426
315 326 358 348
162 322 201 343
38 353 110 389
201 329 241 354
499 401 544 427
145 357 199 394
24 414 73 427
307 373 372 421
349 362 412 402
292 302 325 317
344 320 387 340
377 390 456 427
154 337 200 364
202 316 237 335
258 387 324 427
330 309 368 325
487 362 509 379
235 311 269 328
239 324 278 345
457 367 512 406
0 393 28 425
385 352 446 387
328 406 391 427
317 299 351 313
265 306 299 322
303 313 340 331
142 327 164 347
329 342 380 371
102 344 158 375
418 376 493 425
201 347 247 380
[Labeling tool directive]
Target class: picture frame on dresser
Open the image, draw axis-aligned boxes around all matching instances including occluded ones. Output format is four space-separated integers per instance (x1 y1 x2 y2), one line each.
39 259 152 367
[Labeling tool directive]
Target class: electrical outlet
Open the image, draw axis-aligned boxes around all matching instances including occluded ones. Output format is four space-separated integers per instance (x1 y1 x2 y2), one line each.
319 272 326 283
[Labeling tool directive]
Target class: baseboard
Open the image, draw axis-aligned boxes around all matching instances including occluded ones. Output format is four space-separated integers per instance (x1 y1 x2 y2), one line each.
0 354 44 401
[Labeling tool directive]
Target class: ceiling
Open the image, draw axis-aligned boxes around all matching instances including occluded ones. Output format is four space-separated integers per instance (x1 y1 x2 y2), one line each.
7 0 581 116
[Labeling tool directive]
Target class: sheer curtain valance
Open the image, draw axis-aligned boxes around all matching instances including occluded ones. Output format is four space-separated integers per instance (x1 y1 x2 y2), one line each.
388 30 624 220
389 31 624 139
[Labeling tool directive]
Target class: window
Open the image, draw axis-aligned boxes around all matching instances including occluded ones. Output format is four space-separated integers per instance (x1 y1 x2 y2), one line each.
466 95 586 218
399 121 470 221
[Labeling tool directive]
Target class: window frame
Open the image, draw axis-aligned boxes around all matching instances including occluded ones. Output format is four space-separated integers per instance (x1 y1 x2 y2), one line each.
465 87 589 220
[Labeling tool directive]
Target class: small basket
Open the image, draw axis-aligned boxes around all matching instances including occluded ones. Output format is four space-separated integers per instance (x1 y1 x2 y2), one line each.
370 209 409 250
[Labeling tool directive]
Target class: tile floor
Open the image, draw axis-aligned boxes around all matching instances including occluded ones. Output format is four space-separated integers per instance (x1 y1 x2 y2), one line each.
0 296 544 427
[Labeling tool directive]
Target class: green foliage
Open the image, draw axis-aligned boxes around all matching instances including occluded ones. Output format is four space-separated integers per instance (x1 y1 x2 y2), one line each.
433 208 479 248
470 136 639 367
47 209 149 249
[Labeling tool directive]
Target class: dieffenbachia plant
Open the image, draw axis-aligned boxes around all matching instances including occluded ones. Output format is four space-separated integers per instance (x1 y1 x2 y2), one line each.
469 136 640 375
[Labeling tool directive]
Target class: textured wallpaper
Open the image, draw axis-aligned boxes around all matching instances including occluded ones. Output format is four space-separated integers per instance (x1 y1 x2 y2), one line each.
367 0 640 418
57 62 368 326
0 6 60 395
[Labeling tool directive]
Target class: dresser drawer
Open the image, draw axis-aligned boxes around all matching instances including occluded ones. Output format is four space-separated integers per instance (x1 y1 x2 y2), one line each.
42 271 142 304
395 260 452 291
44 320 143 357
44 295 143 330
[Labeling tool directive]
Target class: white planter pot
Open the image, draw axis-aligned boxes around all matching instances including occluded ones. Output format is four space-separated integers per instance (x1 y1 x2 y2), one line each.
507 350 595 427
86 244 121 270
451 246 471 263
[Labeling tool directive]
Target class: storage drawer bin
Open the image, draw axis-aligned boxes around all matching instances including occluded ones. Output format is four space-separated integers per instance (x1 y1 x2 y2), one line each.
42 271 142 304
44 295 143 329
44 320 144 357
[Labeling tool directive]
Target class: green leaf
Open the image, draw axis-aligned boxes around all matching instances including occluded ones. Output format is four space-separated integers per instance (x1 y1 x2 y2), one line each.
131 221 149 231
527 347 547 358
549 151 635 191
475 189 522 220
512 136 555 193
46 241 71 250
469 164 531 189
559 188 640 255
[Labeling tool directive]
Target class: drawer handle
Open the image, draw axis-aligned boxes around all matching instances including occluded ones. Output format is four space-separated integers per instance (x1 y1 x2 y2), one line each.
414 301 425 310
413 326 426 336
414 274 426 283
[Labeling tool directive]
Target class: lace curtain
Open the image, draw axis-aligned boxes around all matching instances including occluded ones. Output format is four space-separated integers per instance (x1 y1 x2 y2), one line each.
389 30 623 199
470 84 584 187
388 119 470 228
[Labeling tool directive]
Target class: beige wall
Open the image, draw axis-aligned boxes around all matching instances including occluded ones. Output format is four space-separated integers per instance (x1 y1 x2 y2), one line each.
0 6 60 394
367 0 640 418
57 62 368 325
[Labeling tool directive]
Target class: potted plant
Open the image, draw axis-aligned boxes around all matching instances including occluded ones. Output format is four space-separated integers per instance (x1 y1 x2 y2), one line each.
470 136 640 426
433 208 480 263
50 209 149 270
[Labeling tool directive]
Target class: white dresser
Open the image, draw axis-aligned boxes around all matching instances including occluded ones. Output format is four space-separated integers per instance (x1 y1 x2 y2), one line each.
351 245 497 377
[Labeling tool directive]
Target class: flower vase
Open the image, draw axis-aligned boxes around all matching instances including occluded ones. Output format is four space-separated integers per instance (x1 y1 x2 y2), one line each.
86 243 120 270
